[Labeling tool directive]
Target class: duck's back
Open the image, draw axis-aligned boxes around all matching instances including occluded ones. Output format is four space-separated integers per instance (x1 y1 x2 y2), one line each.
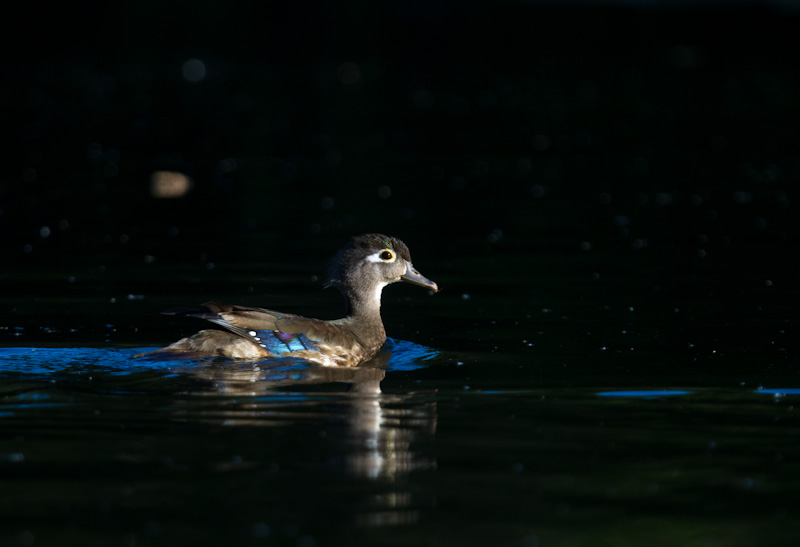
137 302 380 366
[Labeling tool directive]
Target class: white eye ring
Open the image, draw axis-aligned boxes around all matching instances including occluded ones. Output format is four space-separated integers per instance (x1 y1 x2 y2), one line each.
366 249 397 263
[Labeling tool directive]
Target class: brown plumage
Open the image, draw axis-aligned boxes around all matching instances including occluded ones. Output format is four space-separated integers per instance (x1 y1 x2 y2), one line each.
136 234 438 366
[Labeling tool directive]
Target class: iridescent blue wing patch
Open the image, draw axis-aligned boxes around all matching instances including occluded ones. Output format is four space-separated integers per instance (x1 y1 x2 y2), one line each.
246 329 319 355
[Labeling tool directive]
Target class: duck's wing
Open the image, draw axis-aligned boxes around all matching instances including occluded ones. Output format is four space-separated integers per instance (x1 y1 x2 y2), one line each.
166 301 353 356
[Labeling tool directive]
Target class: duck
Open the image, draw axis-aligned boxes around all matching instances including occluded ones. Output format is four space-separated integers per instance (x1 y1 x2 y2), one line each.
137 234 439 366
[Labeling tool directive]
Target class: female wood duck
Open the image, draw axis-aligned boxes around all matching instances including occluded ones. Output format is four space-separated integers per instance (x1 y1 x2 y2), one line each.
138 234 439 366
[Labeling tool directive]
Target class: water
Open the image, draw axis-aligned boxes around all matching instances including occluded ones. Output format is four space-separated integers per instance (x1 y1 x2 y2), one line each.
2 244 797 547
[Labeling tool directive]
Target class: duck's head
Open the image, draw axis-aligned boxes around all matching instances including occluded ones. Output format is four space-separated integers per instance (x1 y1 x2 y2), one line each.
326 234 439 308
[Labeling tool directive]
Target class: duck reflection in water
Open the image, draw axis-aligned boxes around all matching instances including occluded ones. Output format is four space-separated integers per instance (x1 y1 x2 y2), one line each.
168 345 438 527
183 347 437 474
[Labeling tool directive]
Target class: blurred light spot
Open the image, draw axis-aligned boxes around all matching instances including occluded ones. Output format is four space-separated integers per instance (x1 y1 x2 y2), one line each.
251 523 270 539
411 88 434 109
763 164 781 182
476 90 497 109
446 95 470 115
313 133 331 151
668 46 699 69
17 531 34 546
143 520 160 536
530 185 546 198
599 192 612 205
22 168 37 182
690 194 704 206
450 176 467 190
216 158 238 174
324 148 342 166
516 157 532 174
233 92 255 112
472 160 489 177
377 185 391 199
574 131 593 148
39 226 51 238
150 171 193 198
580 241 592 251
297 535 316 547
522 534 539 547
487 229 502 243
531 134 550 152
87 142 103 161
757 388 800 395
337 62 360 85
182 59 206 82
577 80 599 107
320 196 334 210
655 192 673 205
733 190 752 204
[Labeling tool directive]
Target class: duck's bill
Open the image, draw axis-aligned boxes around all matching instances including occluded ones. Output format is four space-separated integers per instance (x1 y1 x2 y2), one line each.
401 263 439 293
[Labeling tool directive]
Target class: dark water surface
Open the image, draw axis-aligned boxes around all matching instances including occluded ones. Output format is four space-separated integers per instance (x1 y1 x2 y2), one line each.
2 244 797 547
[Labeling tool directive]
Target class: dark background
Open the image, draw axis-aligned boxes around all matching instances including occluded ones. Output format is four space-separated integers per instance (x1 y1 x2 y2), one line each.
2 0 796 275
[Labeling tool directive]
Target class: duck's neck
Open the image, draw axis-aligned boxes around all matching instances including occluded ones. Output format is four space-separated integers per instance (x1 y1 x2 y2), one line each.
339 282 387 346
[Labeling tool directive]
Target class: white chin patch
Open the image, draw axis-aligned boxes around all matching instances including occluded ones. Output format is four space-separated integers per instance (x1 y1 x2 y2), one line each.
374 281 388 303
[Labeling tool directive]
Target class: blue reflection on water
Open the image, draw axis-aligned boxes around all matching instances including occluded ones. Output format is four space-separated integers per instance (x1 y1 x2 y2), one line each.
382 338 438 371
0 337 438 377
756 388 800 395
597 390 691 398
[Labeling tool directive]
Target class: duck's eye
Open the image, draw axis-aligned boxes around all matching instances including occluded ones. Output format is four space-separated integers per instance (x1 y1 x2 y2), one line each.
366 249 397 264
